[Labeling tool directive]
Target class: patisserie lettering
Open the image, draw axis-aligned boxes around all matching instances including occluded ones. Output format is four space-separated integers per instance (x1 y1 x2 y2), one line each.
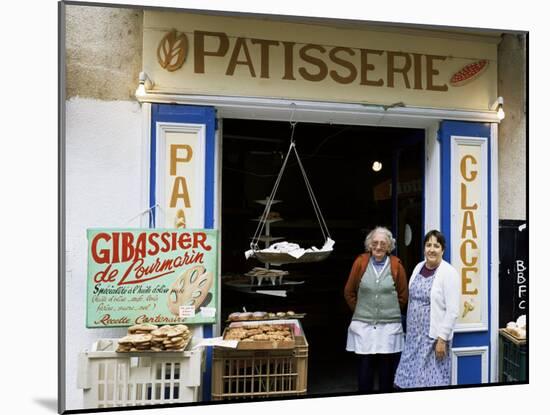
91 231 211 264
193 31 448 91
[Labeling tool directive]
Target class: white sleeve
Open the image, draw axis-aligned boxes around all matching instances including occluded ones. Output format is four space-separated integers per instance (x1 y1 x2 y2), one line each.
438 265 460 340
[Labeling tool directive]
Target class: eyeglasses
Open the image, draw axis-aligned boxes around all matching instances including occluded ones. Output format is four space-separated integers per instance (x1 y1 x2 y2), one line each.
370 241 387 248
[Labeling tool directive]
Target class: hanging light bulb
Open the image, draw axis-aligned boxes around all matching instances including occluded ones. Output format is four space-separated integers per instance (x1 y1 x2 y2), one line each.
372 161 383 172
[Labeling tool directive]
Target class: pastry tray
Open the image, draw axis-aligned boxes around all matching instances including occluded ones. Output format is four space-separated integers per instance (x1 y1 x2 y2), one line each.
226 313 306 323
222 325 296 350
115 337 192 353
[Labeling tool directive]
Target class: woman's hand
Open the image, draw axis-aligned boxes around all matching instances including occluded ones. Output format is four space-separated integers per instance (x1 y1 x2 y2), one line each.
435 338 447 359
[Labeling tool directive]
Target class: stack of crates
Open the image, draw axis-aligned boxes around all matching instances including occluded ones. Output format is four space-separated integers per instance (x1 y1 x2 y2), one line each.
499 329 527 382
77 339 204 408
211 335 308 400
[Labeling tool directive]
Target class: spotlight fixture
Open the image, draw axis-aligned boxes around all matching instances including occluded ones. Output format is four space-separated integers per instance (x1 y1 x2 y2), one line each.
372 161 383 172
135 71 154 99
497 104 505 120
492 96 505 120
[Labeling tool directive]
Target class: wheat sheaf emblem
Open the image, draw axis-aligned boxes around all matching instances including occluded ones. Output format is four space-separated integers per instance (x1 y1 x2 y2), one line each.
157 29 188 72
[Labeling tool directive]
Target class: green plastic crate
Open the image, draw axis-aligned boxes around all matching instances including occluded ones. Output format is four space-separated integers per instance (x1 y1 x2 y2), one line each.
499 329 526 382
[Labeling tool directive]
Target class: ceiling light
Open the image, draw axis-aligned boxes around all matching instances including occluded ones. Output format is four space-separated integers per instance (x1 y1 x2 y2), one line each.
372 161 382 172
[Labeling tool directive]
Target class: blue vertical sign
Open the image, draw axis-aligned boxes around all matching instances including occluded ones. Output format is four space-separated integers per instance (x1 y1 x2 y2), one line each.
439 120 492 385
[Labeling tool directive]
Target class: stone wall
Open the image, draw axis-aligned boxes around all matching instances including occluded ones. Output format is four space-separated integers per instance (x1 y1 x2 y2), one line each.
498 33 527 220
65 4 143 100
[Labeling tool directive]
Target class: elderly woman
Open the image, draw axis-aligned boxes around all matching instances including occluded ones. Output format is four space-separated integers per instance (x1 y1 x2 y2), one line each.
394 230 460 388
344 226 408 393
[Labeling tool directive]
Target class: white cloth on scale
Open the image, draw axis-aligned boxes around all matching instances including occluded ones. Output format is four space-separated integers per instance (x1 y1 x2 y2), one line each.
245 238 335 259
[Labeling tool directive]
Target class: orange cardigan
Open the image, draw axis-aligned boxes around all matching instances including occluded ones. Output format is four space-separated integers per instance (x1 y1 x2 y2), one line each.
344 253 408 314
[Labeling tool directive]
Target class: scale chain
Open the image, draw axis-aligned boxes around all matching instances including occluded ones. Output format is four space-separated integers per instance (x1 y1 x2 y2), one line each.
251 139 331 252
292 145 331 241
251 142 294 249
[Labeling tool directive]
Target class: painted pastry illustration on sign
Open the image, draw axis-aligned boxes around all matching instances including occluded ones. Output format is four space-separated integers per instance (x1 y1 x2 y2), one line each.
449 60 489 87
167 265 214 316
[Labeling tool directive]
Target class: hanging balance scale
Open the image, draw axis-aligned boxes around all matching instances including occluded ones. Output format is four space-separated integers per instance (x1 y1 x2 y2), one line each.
245 120 335 266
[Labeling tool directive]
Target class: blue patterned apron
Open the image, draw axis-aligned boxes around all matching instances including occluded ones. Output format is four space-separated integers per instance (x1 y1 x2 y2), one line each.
394 273 451 388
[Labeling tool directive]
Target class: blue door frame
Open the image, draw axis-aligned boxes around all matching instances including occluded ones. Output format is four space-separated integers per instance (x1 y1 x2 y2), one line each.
439 120 493 384
150 103 217 400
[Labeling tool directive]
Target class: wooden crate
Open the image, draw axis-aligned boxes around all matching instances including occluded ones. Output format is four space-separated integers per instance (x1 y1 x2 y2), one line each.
499 329 527 382
211 335 308 400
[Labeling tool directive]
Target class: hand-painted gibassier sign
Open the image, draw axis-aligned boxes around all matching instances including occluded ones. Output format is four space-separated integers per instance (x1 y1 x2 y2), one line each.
87 228 218 328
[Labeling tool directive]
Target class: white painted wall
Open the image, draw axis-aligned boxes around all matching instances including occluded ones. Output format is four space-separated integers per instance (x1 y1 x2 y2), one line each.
65 97 143 410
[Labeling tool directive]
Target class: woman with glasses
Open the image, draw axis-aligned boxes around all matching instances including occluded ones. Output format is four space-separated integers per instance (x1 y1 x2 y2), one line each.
344 226 408 393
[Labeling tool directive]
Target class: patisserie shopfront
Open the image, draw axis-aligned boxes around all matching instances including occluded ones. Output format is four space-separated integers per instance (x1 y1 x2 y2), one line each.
76 6 519 408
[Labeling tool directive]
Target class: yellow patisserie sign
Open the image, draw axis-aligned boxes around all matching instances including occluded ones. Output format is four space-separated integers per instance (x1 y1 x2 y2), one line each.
143 11 498 111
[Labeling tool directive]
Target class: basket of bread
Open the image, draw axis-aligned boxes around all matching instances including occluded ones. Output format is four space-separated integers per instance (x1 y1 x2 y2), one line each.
503 314 527 340
116 323 192 352
223 323 295 350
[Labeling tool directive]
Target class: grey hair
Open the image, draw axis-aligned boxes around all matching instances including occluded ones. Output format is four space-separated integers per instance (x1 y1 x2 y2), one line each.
364 226 396 253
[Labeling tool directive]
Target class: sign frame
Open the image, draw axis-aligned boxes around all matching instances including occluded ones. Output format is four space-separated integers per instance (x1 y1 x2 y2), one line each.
86 228 219 328
142 10 499 112
156 121 207 229
450 135 489 332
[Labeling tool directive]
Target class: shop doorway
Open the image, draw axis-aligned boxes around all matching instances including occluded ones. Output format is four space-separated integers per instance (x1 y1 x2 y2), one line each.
220 118 424 394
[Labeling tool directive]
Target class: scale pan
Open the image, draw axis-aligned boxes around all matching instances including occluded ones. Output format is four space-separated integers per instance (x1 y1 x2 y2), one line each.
253 250 332 266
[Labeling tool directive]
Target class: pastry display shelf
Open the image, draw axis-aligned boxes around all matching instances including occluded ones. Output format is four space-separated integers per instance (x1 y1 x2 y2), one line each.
250 218 283 224
244 265 288 286
254 198 282 205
